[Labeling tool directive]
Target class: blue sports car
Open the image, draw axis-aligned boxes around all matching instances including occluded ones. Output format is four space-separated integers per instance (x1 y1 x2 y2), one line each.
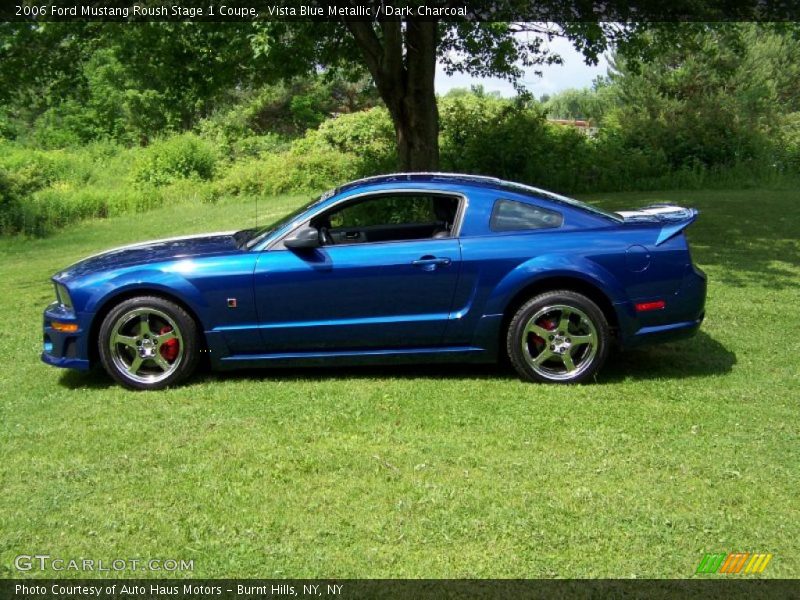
42 173 706 390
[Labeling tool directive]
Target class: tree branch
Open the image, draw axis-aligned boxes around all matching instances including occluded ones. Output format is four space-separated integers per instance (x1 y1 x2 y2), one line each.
342 20 383 81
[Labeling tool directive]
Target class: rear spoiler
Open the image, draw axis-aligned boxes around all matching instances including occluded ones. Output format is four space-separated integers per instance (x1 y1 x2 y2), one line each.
616 204 699 246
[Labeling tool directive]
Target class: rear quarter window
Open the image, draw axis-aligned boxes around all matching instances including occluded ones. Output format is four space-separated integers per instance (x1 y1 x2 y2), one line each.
490 199 563 232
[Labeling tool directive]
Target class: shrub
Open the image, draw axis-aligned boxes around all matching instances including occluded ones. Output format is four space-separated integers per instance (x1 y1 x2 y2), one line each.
214 108 394 198
229 134 291 159
773 112 800 173
0 140 166 236
0 167 18 233
198 82 327 147
257 146 361 195
0 110 16 141
133 133 219 186
315 107 396 174
440 94 548 180
215 143 361 198
439 93 682 193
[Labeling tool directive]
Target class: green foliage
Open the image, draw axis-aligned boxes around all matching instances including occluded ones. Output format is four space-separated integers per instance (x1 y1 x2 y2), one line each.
257 148 361 196
775 112 800 172
229 134 291 159
215 141 360 198
439 94 547 181
198 85 309 144
81 49 169 144
213 108 393 199
11 49 172 148
315 108 396 173
1 23 271 145
438 93 670 192
0 108 16 140
0 141 162 236
133 134 219 186
544 79 618 122
198 75 381 153
607 24 800 171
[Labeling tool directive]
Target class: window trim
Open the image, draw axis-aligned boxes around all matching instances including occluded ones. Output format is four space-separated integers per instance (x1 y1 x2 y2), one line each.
269 189 468 250
489 197 563 233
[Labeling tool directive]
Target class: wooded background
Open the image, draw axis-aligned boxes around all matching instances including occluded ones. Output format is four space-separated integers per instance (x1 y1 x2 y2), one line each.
2 21 800 235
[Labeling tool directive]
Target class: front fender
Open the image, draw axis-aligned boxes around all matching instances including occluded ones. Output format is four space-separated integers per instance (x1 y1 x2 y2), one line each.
483 253 628 317
82 268 209 324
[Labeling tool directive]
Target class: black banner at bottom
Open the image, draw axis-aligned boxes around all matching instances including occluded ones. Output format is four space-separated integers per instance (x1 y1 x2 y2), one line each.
2 579 800 600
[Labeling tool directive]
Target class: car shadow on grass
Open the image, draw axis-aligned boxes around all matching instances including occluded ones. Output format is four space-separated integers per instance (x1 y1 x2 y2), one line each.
58 331 735 390
202 331 735 385
599 330 736 383
58 366 117 390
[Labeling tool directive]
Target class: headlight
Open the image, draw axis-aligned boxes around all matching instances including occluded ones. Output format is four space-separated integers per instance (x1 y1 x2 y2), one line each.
54 282 74 310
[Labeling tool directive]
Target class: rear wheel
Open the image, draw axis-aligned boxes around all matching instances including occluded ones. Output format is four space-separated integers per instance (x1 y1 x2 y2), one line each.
98 296 199 390
507 290 610 384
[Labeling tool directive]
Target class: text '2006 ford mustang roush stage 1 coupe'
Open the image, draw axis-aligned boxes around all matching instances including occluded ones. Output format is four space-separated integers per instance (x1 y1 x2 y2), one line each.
42 173 706 390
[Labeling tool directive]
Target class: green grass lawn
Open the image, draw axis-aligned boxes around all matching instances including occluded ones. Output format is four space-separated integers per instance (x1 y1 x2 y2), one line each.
0 188 798 578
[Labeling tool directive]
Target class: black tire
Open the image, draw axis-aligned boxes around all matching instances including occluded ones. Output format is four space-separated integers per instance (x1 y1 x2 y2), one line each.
506 290 610 384
98 296 199 390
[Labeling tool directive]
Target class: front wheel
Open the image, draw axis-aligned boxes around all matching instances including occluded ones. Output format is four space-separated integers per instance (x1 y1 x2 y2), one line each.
506 290 610 384
98 296 199 390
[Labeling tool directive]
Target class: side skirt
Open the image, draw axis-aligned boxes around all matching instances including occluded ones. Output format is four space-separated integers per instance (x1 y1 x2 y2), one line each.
214 346 493 370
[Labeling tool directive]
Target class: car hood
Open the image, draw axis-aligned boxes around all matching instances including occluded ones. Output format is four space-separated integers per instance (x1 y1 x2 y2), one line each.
54 231 241 280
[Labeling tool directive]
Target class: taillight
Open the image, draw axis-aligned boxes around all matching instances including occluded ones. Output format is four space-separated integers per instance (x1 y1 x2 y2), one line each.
635 300 666 312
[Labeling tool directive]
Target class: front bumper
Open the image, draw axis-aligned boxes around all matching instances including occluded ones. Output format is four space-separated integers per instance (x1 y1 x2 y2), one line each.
41 302 91 371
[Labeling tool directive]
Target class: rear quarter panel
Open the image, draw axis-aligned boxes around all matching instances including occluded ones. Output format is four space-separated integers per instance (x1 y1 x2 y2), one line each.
449 188 692 347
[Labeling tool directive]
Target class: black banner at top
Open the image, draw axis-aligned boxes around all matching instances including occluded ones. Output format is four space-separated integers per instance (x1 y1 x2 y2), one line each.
3 0 800 22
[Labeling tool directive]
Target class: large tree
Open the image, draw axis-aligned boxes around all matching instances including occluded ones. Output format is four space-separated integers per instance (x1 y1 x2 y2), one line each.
254 14 638 170
1 8 644 167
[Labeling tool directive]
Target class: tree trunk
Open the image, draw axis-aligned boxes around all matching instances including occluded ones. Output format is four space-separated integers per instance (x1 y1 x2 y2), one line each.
399 20 439 171
344 19 440 172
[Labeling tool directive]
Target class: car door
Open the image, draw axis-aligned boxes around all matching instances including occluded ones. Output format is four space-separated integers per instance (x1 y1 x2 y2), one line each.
252 192 463 352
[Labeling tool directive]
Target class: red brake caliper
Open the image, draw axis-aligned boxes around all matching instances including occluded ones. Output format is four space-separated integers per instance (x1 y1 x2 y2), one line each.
531 318 557 350
159 326 179 361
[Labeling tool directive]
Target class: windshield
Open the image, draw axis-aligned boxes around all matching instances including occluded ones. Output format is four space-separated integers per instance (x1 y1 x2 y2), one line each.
501 182 623 223
237 191 334 250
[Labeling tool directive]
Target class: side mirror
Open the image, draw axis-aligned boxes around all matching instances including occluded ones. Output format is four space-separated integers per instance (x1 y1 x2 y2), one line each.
284 226 320 249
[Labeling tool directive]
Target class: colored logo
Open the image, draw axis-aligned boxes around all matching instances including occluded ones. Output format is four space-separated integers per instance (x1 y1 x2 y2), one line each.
696 552 772 574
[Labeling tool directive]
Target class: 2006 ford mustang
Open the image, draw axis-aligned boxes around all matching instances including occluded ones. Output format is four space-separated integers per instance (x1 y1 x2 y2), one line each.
42 173 706 390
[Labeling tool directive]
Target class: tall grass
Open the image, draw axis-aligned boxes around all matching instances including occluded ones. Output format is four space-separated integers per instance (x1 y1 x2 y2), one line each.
0 140 219 237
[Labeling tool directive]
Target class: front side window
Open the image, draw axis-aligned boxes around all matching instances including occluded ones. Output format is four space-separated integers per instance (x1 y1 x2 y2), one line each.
490 199 563 232
313 194 459 245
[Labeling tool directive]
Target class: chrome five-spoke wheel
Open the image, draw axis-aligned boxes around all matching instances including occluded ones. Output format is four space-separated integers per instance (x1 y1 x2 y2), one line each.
98 296 199 390
521 304 598 381
109 307 184 384
507 290 610 384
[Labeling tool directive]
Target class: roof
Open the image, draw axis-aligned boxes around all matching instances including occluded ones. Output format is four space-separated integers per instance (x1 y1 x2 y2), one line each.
336 172 574 204
337 172 506 194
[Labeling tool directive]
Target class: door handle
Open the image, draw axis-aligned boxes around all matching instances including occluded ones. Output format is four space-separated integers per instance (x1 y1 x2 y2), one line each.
412 256 451 269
